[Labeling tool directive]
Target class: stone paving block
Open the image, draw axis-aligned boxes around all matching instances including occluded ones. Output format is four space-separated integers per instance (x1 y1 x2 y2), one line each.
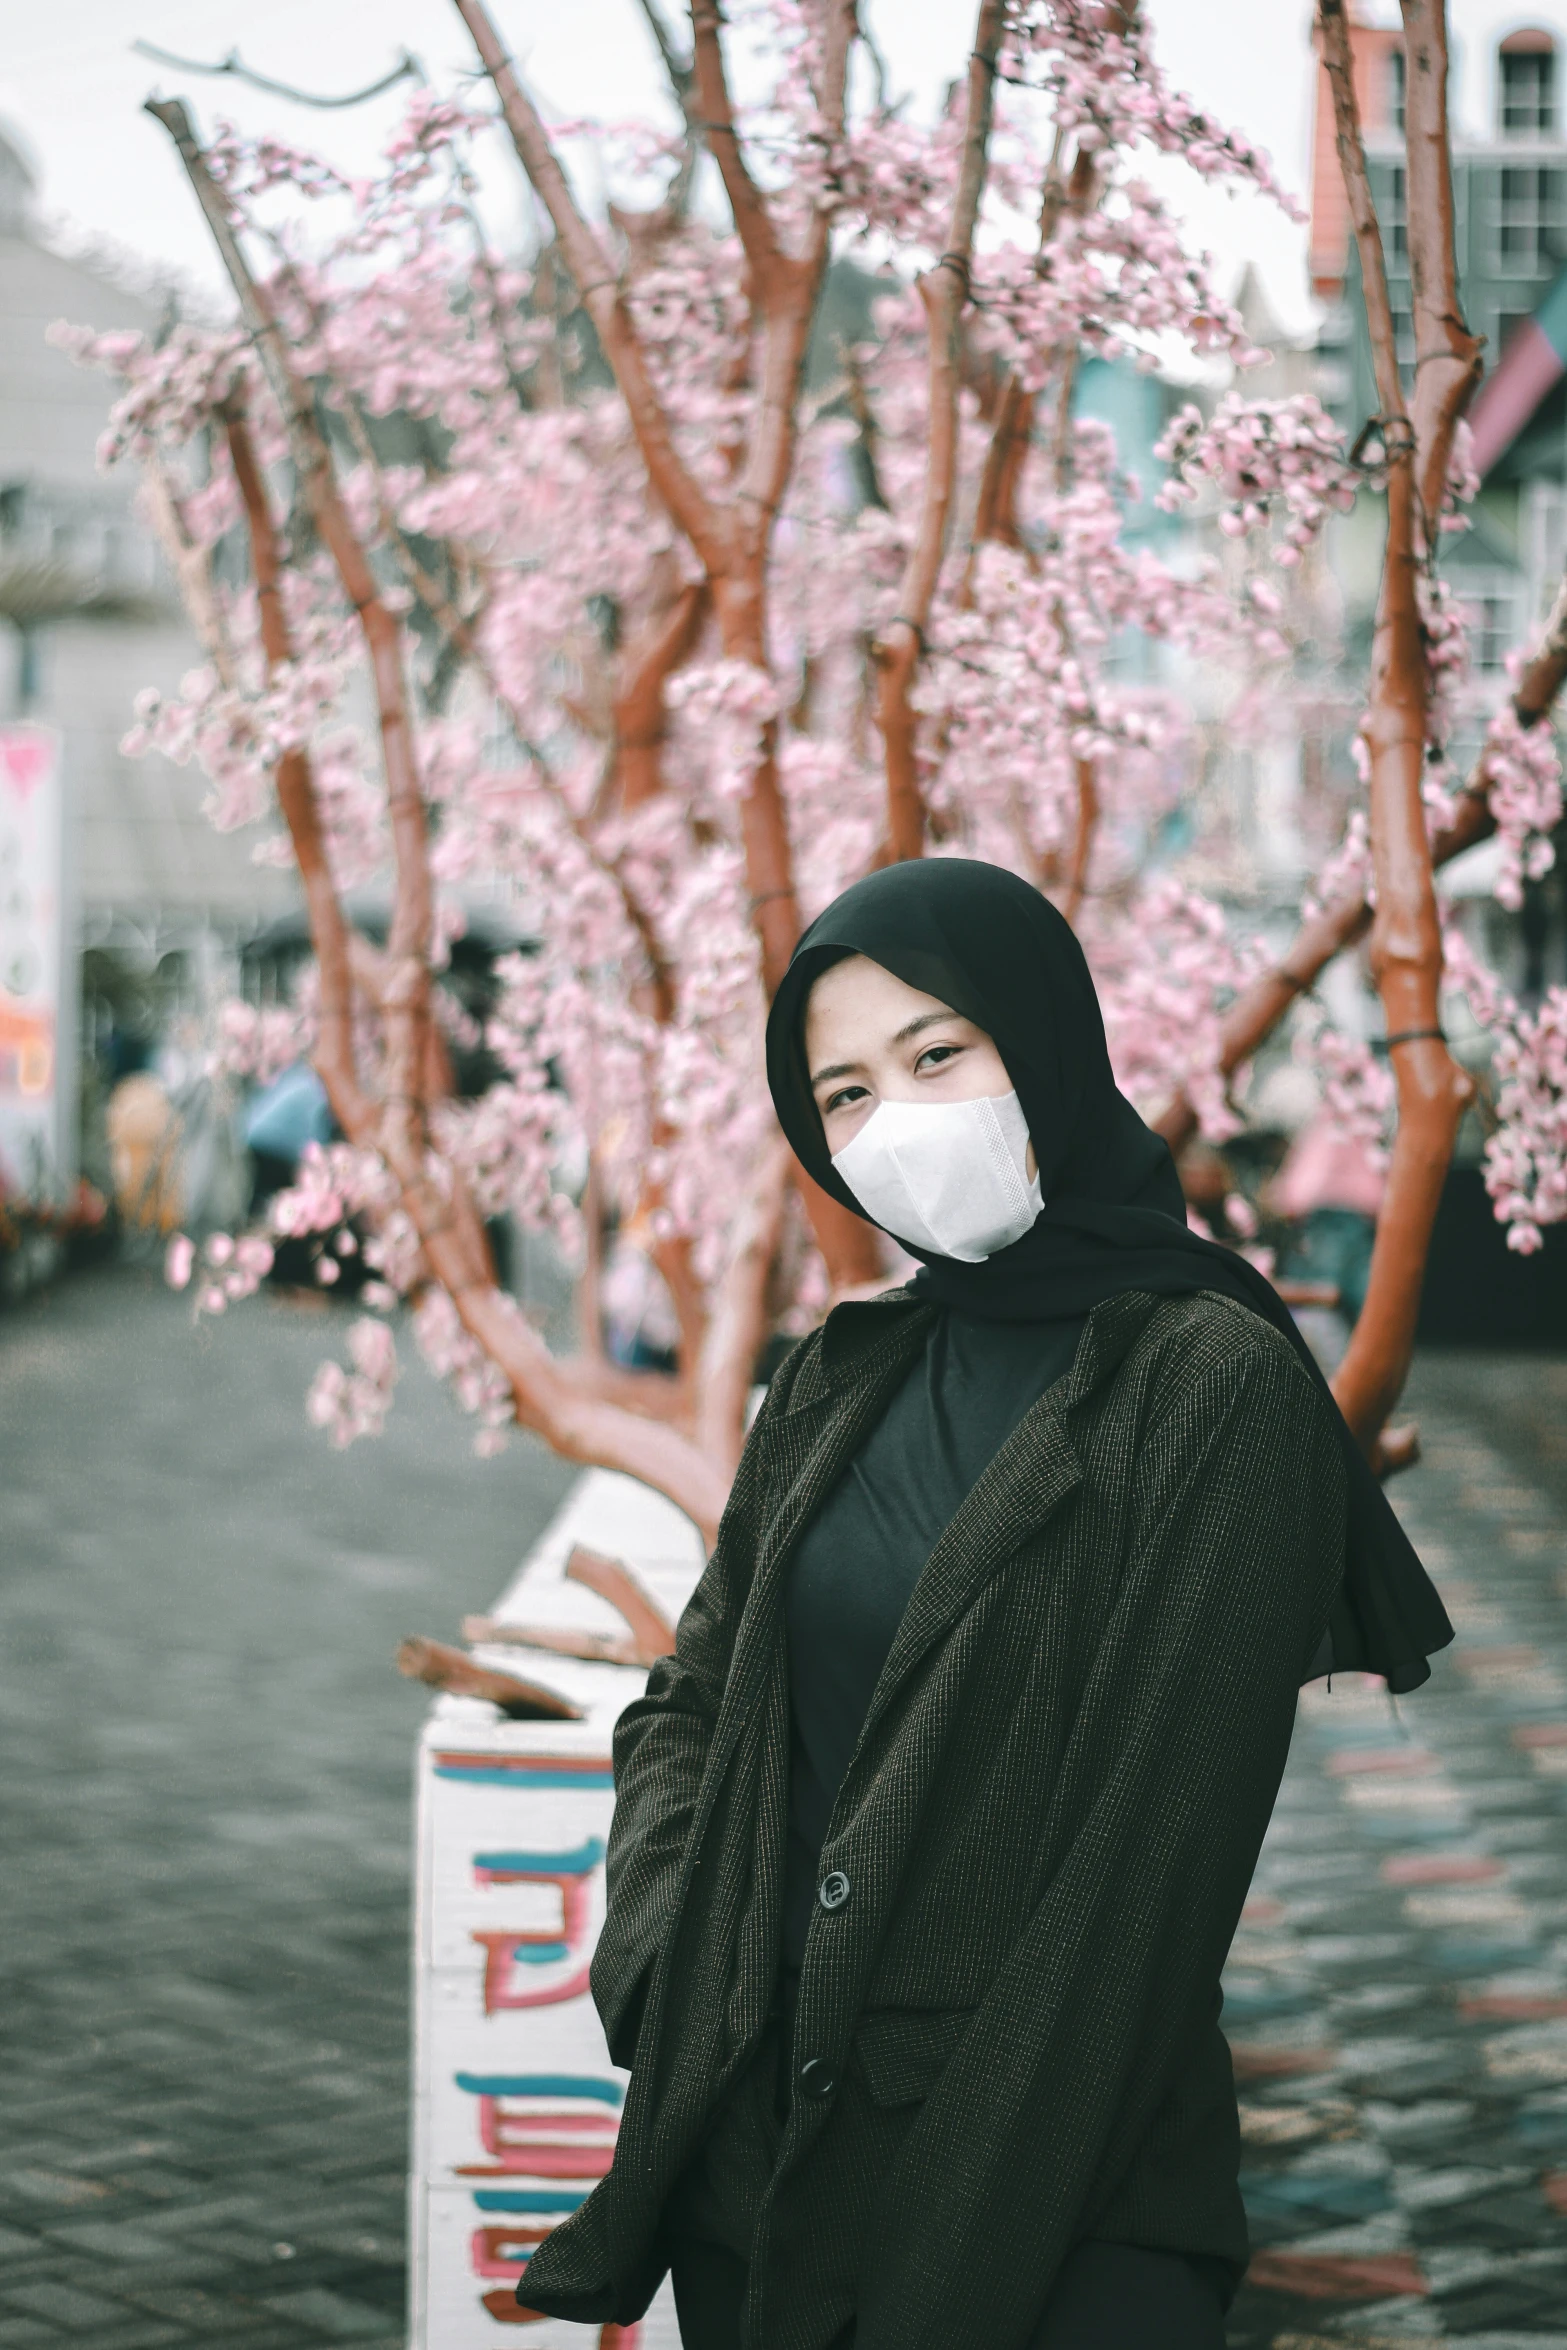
0 2170 113 2211
43 2219 198 2264
184 2330 360 2350
184 2232 314 2271
113 2282 297 2330
303 2231 401 2262
129 2194 290 2240
258 2287 392 2339
87 2328 187 2350
0 2278 134 2326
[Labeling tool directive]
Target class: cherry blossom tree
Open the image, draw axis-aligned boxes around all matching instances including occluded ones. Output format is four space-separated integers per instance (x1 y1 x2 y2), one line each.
57 0 1567 1546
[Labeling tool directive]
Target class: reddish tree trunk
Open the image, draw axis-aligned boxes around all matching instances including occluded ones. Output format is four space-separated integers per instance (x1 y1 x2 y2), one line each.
1315 0 1482 1458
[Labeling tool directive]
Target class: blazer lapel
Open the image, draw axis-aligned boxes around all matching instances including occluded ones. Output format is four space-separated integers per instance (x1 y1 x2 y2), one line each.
858 1288 1165 1744
701 1300 934 1787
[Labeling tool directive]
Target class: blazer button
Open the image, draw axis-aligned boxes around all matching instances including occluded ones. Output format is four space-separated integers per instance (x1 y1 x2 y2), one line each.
797 2056 837 2100
818 1870 851 1913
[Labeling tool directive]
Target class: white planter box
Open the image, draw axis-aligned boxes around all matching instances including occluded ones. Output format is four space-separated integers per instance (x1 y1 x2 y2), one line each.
411 1471 706 2349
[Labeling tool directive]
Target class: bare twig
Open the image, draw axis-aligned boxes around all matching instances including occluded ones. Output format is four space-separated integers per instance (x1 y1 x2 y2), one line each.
859 14 894 114
134 40 420 110
634 0 696 106
631 0 701 219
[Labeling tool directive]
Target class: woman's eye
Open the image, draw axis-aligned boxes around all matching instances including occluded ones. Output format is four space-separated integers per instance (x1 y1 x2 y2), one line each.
824 1082 869 1115
915 1043 962 1072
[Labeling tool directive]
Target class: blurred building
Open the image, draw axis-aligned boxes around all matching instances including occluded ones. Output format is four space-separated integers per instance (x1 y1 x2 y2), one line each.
0 121 297 1206
1311 6 1567 660
1306 10 1567 1336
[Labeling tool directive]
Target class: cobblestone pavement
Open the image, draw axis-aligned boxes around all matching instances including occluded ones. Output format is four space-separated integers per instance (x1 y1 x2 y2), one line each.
4 1276 1567 2347
1225 1350 1567 2348
0 1268 573 2350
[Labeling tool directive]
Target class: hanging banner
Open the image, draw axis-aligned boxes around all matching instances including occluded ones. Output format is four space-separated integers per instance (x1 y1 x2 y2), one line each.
0 722 65 1201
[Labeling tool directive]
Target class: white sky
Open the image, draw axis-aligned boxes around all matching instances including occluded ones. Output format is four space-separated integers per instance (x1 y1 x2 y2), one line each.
2 0 1322 337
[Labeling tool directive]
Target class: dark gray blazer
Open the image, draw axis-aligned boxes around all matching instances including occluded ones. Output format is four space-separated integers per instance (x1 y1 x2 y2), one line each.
520 1286 1346 2350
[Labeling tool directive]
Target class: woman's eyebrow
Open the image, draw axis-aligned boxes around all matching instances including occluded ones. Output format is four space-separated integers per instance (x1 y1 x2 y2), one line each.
811 1009 960 1089
892 1009 958 1046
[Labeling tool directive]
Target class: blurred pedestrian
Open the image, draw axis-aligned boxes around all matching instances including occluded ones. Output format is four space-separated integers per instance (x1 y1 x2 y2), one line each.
1271 1110 1386 1327
105 1070 181 1232
241 1060 334 1215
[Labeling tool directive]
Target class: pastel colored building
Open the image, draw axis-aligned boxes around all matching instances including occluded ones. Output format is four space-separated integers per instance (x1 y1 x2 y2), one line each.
1311 7 1567 661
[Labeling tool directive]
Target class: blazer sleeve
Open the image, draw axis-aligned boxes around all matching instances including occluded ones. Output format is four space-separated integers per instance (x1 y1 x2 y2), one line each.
860 1332 1347 2350
589 1336 812 2068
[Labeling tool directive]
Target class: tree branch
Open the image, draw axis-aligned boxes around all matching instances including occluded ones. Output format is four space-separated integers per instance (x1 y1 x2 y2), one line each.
632 0 701 221
689 0 786 284
703 1 856 1004
452 0 733 580
1062 757 1098 927
693 1137 791 1475
1309 3 1475 1455
608 577 711 814
454 0 879 1290
147 97 435 1200
156 108 731 1539
968 374 1034 562
140 455 238 688
873 0 1006 863
840 337 889 509
1317 1 1404 429
326 365 683 1022
959 136 1095 599
1400 0 1484 529
730 0 856 534
1149 575 1567 1160
635 0 696 110
223 405 378 1145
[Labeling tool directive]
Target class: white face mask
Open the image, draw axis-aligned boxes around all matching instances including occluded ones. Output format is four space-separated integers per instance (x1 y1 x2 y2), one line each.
831 1089 1044 1264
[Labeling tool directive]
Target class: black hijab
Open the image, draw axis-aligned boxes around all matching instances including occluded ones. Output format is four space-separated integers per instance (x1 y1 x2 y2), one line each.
765 857 1453 1694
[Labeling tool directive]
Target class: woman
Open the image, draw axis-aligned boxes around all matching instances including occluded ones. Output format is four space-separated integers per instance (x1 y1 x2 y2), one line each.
520 860 1451 2350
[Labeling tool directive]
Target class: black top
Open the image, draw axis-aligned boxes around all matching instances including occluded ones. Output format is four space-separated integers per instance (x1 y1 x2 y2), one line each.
781 1306 1086 1967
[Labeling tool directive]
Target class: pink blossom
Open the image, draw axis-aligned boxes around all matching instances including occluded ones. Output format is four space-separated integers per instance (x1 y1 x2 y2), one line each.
50 9 1554 1457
